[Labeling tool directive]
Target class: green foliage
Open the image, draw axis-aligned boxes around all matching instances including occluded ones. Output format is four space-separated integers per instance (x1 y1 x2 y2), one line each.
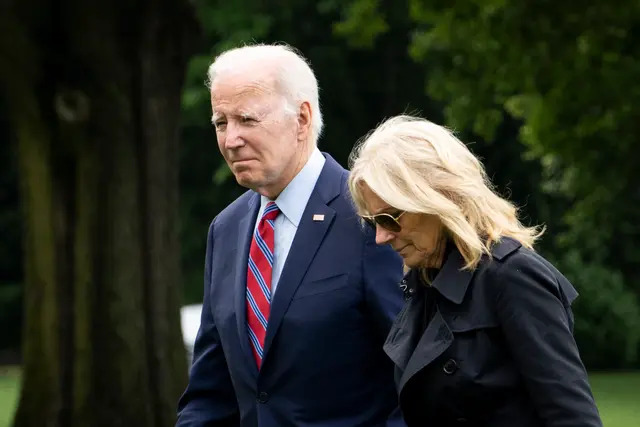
557 251 640 369
193 0 273 48
303 0 640 368
407 0 640 305
589 372 640 427
408 6 639 189
331 0 389 48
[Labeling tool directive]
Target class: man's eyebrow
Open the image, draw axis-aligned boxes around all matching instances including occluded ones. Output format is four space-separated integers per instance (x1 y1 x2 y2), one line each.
211 112 223 124
211 106 266 124
237 107 265 118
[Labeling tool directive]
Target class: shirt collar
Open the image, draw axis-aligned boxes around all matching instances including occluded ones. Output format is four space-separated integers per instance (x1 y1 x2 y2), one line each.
260 148 326 227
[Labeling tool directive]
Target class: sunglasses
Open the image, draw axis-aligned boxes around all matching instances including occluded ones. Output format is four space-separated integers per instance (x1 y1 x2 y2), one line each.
362 211 406 232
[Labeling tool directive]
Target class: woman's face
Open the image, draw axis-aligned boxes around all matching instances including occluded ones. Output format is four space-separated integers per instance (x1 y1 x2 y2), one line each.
360 184 446 269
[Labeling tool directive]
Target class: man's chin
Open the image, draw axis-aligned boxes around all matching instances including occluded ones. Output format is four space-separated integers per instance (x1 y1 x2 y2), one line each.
234 172 259 188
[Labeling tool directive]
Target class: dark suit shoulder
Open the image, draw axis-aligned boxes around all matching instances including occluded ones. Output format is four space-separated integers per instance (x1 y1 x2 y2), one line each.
212 189 256 226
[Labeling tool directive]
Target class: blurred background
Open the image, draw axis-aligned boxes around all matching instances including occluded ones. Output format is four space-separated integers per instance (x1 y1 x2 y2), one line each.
1 0 639 426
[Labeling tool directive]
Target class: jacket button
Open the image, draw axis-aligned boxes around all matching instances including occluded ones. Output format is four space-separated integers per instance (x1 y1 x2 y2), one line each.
443 358 458 375
257 391 269 403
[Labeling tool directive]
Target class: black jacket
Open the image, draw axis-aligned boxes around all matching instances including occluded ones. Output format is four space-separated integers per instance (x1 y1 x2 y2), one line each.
384 237 603 426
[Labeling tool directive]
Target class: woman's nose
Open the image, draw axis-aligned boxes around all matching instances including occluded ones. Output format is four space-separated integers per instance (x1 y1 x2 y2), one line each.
375 226 395 245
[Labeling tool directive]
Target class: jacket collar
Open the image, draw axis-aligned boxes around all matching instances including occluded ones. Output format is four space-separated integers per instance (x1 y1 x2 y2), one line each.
414 237 522 305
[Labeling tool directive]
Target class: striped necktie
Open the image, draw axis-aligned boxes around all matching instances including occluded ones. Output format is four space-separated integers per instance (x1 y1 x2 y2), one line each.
246 201 280 368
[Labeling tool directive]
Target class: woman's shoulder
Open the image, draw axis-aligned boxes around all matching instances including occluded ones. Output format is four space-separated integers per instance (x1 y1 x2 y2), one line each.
479 236 578 308
484 236 551 273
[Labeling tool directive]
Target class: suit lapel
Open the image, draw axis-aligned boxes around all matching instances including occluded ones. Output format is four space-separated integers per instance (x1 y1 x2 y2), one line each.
261 154 342 363
234 193 261 376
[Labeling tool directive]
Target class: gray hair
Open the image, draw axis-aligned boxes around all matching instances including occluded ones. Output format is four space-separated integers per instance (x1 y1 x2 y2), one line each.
207 43 323 145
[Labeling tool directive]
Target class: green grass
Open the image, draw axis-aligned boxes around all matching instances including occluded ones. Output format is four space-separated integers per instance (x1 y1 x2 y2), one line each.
590 371 640 427
0 368 638 426
0 366 20 427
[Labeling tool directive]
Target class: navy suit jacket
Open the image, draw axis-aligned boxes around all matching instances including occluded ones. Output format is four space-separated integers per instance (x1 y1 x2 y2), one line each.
177 154 406 427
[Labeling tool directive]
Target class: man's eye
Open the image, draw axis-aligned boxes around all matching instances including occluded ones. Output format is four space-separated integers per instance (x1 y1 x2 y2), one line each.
241 116 256 123
214 121 227 130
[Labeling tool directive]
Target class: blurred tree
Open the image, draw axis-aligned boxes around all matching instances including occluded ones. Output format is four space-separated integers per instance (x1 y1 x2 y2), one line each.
406 0 640 293
0 99 23 354
406 0 640 367
330 0 555 238
333 0 640 367
0 0 197 426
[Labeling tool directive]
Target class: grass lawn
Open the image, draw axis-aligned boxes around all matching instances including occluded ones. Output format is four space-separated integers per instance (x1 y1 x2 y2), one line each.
0 367 638 426
590 371 640 426
0 366 20 427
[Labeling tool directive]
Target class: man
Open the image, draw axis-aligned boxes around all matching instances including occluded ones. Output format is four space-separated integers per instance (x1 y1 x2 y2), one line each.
177 43 405 427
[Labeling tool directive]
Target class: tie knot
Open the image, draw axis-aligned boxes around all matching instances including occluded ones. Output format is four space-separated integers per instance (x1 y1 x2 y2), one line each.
261 201 280 222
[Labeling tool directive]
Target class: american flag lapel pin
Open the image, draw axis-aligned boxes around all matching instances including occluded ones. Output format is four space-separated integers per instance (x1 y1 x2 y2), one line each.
312 214 325 221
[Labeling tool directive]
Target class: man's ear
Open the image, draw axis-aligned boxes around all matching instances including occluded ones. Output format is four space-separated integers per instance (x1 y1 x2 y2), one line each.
297 101 312 142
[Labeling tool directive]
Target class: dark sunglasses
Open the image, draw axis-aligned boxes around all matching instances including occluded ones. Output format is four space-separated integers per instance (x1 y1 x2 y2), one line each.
362 211 406 232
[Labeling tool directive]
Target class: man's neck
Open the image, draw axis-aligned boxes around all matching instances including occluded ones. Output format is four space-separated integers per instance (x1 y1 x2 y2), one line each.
260 146 315 200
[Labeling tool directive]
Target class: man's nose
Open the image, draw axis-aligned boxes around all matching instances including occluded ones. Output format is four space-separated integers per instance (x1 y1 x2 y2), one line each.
375 226 395 245
223 122 244 149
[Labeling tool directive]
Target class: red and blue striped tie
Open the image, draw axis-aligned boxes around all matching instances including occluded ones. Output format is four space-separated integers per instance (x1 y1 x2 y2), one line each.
246 201 280 368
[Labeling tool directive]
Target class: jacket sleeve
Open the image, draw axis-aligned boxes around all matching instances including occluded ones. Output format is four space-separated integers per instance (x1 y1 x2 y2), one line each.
176 221 240 427
362 224 405 342
493 251 603 427
361 226 407 427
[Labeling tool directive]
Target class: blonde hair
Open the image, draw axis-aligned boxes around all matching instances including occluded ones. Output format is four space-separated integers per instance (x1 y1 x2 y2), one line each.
207 43 323 145
348 115 544 270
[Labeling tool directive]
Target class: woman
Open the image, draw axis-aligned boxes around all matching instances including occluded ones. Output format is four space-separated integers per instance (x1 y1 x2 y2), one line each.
348 115 602 426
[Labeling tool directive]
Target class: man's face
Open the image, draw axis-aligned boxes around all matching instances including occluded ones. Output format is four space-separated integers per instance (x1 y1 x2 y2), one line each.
211 73 308 198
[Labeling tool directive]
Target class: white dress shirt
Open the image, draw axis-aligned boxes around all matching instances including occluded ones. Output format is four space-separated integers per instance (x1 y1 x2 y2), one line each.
254 148 326 294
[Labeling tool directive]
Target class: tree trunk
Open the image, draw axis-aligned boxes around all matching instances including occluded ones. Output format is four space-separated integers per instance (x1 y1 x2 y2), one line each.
1 1 197 426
